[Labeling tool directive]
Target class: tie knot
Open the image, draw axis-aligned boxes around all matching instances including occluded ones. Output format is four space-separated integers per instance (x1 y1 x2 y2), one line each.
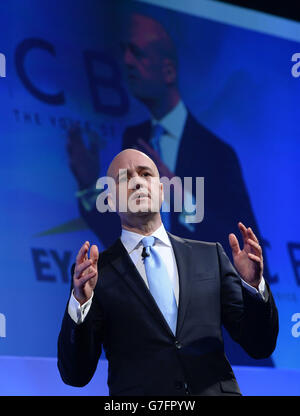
150 124 165 155
141 236 155 248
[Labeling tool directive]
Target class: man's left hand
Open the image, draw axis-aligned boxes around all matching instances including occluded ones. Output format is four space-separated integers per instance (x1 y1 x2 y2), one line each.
229 222 263 289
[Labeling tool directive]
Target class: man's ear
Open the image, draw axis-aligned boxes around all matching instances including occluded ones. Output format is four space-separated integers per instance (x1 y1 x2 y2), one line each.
162 58 177 84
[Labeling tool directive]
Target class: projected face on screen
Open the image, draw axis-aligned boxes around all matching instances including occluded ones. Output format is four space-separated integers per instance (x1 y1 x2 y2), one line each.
121 13 178 107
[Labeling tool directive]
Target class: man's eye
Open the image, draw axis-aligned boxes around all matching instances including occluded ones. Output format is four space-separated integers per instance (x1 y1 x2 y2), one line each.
131 45 143 59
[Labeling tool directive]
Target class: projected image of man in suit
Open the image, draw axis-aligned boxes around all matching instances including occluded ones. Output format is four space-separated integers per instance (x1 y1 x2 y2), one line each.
66 13 276 366
58 148 278 396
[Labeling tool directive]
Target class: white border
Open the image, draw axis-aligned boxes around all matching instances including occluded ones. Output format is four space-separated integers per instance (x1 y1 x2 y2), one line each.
137 0 300 43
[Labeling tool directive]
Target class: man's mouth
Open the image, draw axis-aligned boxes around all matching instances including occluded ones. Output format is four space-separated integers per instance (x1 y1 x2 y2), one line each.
133 192 149 200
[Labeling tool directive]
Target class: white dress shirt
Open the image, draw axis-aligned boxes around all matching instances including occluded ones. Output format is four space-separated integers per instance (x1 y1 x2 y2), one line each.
68 224 179 324
120 224 180 305
68 224 268 324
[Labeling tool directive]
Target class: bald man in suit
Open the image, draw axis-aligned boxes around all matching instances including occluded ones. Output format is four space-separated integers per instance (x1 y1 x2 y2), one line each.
58 149 278 396
67 13 276 367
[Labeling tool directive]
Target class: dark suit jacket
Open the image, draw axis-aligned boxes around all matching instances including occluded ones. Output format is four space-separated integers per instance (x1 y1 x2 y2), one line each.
57 233 278 396
78 111 276 367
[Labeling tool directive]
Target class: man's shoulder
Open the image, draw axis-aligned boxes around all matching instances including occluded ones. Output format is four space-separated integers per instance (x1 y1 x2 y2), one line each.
185 112 237 155
168 232 218 249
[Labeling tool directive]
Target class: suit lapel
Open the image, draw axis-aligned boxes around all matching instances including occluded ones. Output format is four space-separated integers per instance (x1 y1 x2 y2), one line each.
106 234 192 338
167 233 192 336
108 238 175 337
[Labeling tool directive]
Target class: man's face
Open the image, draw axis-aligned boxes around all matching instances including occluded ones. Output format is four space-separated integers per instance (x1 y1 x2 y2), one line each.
121 16 166 101
108 150 163 219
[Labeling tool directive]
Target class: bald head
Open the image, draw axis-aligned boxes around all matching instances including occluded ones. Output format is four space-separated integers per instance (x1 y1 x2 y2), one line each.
105 148 164 222
107 148 159 181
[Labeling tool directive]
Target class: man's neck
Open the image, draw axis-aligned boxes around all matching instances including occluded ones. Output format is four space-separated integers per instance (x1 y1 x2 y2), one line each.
121 214 162 236
144 89 180 121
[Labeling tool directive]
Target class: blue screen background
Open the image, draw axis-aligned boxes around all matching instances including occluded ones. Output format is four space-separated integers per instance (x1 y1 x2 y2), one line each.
0 0 300 394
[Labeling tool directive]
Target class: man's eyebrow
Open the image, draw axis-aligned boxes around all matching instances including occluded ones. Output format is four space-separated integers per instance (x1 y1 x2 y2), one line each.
137 165 156 174
115 165 156 182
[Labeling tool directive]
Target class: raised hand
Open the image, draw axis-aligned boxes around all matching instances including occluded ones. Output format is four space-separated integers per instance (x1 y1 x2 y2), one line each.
229 222 263 289
67 125 100 189
73 241 99 305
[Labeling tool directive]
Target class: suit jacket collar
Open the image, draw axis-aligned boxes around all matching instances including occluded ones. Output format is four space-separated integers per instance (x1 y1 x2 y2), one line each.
105 233 192 338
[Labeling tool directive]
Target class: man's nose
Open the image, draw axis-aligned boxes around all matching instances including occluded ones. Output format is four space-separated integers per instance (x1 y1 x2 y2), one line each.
129 175 146 190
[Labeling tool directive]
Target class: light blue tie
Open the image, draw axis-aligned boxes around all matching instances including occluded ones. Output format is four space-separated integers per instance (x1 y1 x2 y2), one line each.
142 236 177 335
150 123 165 155
150 124 170 230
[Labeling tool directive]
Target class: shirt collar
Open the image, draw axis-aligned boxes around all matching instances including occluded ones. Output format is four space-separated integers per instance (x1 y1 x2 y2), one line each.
152 99 187 139
120 223 171 254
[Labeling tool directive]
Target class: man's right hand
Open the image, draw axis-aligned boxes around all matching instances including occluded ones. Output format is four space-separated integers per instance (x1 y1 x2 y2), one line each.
73 241 99 305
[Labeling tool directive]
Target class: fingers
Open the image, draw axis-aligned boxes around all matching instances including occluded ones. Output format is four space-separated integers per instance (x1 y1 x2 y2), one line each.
77 272 97 287
75 266 97 284
247 252 261 263
74 258 93 278
76 241 90 265
234 222 261 253
244 229 263 266
73 242 99 304
238 222 249 245
247 226 259 243
74 242 99 278
247 238 262 256
90 244 99 265
74 242 98 288
238 222 259 242
228 233 240 256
